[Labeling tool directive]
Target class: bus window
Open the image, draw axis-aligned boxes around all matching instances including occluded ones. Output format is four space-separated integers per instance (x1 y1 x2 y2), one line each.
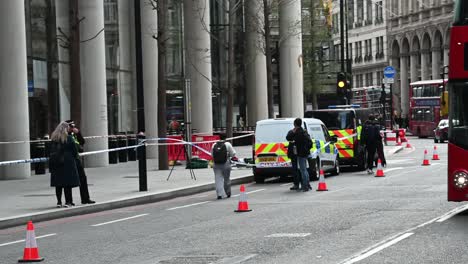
449 82 468 150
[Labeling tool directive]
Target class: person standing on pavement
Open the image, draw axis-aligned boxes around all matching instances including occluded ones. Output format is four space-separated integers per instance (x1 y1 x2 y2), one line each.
212 134 237 199
286 127 301 190
288 118 312 192
65 120 96 204
362 115 381 174
49 121 80 207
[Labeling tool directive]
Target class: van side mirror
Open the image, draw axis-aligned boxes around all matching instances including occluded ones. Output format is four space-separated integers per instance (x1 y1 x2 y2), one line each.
330 136 338 143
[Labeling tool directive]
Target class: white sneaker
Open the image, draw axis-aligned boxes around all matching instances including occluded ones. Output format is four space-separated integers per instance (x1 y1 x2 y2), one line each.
367 169 373 174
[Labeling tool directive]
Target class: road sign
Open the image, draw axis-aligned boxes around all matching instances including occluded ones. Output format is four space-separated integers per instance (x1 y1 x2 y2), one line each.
383 78 394 84
384 66 396 78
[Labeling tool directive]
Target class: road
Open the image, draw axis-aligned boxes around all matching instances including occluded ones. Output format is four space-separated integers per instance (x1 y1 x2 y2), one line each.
1 137 466 264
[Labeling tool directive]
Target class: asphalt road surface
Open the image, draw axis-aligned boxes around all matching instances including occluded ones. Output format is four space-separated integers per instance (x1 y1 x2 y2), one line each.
1 137 466 264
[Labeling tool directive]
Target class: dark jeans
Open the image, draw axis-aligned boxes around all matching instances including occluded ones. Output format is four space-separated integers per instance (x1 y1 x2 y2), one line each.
367 143 377 170
76 159 91 202
291 157 300 187
376 141 386 166
55 187 73 204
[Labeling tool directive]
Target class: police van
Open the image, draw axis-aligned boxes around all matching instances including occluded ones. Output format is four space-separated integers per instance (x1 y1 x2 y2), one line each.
253 118 339 183
305 105 373 170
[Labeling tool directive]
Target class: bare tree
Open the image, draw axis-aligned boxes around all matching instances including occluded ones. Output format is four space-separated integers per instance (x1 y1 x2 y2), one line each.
263 0 275 118
69 0 81 126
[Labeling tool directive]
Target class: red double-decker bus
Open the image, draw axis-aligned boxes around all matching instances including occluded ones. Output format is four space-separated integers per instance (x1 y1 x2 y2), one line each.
408 79 447 138
448 0 468 202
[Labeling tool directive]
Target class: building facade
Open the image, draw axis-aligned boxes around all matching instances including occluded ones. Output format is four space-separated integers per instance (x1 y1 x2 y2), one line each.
387 0 454 121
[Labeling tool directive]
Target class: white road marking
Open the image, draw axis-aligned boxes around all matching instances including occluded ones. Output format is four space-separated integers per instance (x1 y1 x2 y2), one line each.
280 183 291 186
265 233 311 238
166 201 210 211
246 189 266 194
341 233 414 264
0 233 56 247
384 167 404 173
436 204 468 223
91 214 148 226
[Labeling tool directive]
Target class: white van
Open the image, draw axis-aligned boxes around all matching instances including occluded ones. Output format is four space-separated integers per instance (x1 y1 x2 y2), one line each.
253 118 339 183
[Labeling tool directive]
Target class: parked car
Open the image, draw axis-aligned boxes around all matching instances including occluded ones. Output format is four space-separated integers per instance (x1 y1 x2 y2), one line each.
434 119 449 143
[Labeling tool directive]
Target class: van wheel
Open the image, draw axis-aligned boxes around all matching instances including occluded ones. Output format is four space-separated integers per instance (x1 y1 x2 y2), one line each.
254 173 265 184
308 159 319 181
331 158 340 176
357 150 368 171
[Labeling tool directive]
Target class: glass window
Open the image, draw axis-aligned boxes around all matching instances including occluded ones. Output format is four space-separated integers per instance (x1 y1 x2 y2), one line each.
308 126 326 141
449 82 468 149
454 0 468 26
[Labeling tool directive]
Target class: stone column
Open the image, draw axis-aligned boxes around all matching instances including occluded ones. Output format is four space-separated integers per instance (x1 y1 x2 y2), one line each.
443 46 449 67
400 55 409 118
0 1 30 180
432 47 441 80
118 0 137 132
184 0 213 134
79 0 109 167
421 50 429 80
55 0 71 121
410 51 419 82
245 0 268 126
140 0 159 158
279 0 303 118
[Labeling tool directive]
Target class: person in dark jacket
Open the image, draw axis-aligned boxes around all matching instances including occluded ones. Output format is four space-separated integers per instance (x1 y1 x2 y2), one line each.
286 128 301 190
65 120 96 204
287 118 312 192
49 121 80 207
362 115 381 174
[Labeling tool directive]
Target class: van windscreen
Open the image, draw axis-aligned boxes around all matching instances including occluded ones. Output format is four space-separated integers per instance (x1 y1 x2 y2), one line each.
309 111 353 130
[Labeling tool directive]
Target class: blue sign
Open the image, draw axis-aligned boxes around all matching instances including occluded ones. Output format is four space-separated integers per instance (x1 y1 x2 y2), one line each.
384 66 396 78
28 80 34 93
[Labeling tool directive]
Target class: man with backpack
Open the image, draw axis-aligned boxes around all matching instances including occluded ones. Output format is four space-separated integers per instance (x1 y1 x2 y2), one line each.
212 134 237 199
287 118 313 192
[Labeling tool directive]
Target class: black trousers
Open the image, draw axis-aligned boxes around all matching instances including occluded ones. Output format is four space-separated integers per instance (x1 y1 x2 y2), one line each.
376 141 386 166
366 143 377 170
55 187 73 204
291 157 300 187
76 159 91 203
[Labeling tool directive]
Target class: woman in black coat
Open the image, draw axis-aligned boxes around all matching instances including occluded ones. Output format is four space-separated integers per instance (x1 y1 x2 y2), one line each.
49 121 80 207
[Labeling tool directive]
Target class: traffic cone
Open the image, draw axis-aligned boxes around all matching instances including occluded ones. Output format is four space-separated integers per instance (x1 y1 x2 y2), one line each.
422 149 431 166
316 169 328 191
234 185 252 212
406 139 412 148
375 159 385 177
396 136 402 146
18 221 44 262
432 146 440 160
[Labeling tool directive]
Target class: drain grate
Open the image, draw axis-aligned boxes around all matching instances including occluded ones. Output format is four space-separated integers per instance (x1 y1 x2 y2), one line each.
159 256 224 264
24 194 55 197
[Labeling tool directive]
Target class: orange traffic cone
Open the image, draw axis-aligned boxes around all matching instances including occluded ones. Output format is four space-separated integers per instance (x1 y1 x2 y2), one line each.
375 159 385 177
405 139 412 148
432 146 440 160
316 169 328 191
234 185 252 212
422 149 431 166
396 137 402 146
18 221 44 262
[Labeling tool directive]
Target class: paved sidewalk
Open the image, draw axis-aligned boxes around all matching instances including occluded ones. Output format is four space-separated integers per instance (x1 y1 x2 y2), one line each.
0 145 403 229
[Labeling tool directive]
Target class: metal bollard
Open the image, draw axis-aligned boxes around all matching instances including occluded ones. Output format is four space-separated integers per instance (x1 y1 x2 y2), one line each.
118 132 128 163
108 137 118 164
34 141 46 175
127 133 137 161
137 134 147 191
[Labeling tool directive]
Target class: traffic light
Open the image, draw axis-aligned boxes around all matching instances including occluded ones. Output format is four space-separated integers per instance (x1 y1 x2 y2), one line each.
337 72 347 91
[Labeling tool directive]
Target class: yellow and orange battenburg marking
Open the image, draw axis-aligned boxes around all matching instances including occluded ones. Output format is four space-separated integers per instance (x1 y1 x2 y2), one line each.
254 140 334 165
329 129 356 158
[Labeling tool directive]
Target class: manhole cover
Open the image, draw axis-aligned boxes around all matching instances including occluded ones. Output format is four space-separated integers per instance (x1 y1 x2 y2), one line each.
159 256 223 264
24 194 55 197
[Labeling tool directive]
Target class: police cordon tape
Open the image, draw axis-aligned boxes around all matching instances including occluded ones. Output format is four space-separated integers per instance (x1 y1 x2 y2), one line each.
0 134 254 167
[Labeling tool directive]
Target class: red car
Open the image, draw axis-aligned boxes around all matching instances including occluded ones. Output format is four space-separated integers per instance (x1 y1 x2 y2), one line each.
434 119 448 143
